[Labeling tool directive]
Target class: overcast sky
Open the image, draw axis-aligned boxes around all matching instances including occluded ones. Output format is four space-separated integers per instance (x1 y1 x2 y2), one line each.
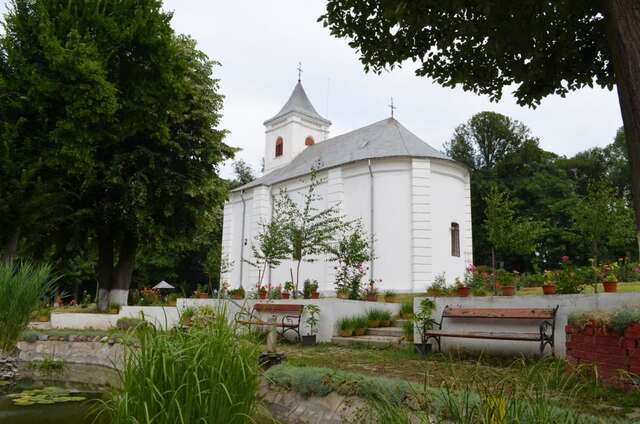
4 1 624 178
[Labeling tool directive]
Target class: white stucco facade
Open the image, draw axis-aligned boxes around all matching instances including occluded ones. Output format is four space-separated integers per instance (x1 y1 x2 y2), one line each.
221 81 472 293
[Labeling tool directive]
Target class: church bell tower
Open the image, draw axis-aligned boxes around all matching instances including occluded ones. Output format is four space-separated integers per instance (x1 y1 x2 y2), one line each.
263 72 331 174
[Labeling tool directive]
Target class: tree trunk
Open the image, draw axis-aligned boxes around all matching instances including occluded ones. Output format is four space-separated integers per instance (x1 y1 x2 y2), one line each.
491 247 497 295
96 224 114 312
605 1 640 261
111 232 138 306
2 225 20 262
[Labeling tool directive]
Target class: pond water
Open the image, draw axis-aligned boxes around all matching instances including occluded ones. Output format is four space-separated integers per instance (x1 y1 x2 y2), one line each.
0 379 107 424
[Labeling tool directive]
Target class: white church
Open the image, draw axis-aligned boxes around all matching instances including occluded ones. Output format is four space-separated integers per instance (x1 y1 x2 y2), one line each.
221 79 472 293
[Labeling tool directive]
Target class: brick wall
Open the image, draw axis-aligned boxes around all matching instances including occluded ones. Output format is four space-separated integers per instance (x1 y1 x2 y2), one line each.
566 322 640 388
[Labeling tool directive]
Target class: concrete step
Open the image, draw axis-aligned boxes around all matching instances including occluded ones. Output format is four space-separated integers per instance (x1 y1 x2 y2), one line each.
392 319 410 328
366 326 405 337
331 335 405 348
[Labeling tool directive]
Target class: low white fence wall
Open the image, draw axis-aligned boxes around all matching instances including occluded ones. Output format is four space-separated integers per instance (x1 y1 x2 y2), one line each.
414 293 640 357
178 298 401 343
50 299 401 343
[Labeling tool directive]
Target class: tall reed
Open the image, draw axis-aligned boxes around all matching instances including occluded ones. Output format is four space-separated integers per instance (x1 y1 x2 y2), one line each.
100 310 261 423
0 261 54 352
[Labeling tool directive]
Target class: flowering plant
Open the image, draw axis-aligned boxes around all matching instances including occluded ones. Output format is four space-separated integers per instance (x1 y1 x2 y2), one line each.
543 270 555 285
362 279 380 297
599 263 619 283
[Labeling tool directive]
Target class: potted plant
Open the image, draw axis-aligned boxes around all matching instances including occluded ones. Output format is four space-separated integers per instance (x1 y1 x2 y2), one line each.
542 270 557 295
379 310 392 327
192 285 209 299
354 316 367 336
303 279 319 299
413 298 436 356
229 287 245 300
400 302 413 319
497 269 515 296
363 279 379 301
282 281 294 299
454 277 471 297
336 287 350 299
257 284 268 300
600 263 619 293
366 309 382 328
337 317 354 337
302 304 320 345
383 290 397 302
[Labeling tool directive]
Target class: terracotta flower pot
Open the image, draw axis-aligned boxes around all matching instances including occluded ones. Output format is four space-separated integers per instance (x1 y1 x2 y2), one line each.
281 293 290 299
366 295 378 302
380 320 391 327
368 320 380 328
258 292 267 299
501 286 515 296
457 287 471 297
311 292 320 299
339 329 353 337
38 315 50 323
603 281 618 293
542 284 557 295
354 328 366 336
196 292 209 299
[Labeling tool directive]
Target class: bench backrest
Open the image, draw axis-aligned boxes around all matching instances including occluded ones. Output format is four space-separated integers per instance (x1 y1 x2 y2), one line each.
253 303 304 314
443 307 557 320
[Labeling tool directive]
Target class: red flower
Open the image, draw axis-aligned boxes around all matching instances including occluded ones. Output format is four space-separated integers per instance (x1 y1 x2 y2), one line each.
561 255 570 264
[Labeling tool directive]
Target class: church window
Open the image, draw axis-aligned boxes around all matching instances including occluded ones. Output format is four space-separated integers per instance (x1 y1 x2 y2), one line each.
305 136 315 146
275 137 284 157
450 223 460 257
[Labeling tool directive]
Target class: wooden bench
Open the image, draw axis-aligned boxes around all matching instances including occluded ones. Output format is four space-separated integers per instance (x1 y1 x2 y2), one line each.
422 306 559 356
235 303 304 342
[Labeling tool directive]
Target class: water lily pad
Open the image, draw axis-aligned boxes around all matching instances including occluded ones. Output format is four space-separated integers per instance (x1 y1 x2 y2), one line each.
8 387 86 407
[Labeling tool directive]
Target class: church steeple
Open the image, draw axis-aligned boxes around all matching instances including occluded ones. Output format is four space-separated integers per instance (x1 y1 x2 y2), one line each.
263 79 331 173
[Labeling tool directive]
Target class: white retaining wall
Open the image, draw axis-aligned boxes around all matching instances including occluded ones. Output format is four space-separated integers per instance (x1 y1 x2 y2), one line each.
179 298 401 343
50 299 401 343
414 293 640 357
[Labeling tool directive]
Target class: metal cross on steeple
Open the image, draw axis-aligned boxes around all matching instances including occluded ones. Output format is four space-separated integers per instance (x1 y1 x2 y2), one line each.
297 62 303 82
389 97 397 118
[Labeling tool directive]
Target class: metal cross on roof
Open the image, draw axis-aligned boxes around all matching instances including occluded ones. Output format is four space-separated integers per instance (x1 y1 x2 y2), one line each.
297 62 303 82
389 97 397 118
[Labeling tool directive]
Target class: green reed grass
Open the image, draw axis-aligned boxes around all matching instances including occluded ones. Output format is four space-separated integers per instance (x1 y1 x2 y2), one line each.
99 310 261 424
0 261 54 352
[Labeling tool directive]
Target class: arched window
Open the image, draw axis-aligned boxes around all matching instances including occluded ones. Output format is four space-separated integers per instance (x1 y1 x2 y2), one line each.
450 222 460 257
305 136 315 146
275 137 284 157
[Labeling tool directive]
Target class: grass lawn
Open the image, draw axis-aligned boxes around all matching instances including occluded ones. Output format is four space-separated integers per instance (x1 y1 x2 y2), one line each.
278 343 640 421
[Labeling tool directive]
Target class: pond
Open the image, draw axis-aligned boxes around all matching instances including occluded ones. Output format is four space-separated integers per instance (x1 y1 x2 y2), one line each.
0 379 108 424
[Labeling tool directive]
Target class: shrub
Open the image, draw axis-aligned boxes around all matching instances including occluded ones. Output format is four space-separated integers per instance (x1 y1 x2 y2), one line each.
100 311 260 423
402 320 414 342
610 308 640 332
116 317 148 331
0 262 54 352
265 365 413 405
352 316 368 331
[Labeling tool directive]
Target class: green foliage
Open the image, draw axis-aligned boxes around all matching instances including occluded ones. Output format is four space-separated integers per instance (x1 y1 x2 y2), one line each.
304 304 321 336
367 309 391 322
265 365 413 404
402 320 414 342
115 317 148 332
274 168 347 295
100 313 260 423
352 316 369 331
0 261 54 351
570 182 635 263
0 0 235 308
337 317 356 332
399 302 413 317
327 220 372 299
569 308 640 333
320 2 613 106
303 279 319 298
484 185 545 264
28 355 65 374
244 215 290 286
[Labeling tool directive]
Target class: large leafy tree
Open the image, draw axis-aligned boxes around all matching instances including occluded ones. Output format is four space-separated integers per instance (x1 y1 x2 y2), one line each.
1 1 234 309
320 1 640 253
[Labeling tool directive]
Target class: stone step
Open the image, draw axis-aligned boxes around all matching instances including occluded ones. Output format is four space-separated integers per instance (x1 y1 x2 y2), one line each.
331 335 405 348
392 319 410 328
366 326 405 337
